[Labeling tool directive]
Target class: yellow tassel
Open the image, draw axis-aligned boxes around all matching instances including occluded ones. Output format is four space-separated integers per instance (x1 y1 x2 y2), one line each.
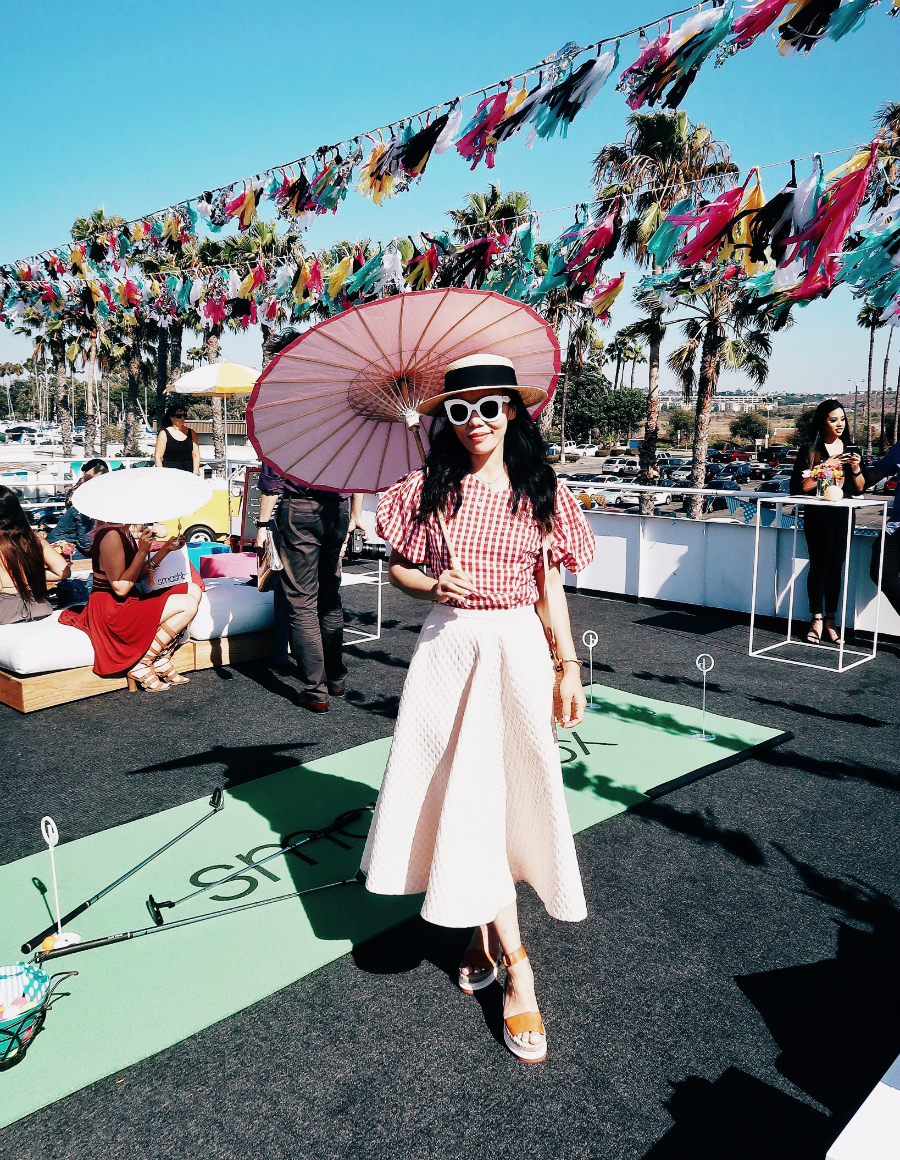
327 255 352 297
238 271 256 298
501 81 529 121
292 261 311 305
718 170 770 275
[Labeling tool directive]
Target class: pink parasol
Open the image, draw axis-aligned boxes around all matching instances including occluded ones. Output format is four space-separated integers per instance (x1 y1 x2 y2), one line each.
247 288 560 493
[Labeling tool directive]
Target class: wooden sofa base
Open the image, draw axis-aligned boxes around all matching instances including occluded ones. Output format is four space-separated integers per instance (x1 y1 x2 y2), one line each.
0 630 274 713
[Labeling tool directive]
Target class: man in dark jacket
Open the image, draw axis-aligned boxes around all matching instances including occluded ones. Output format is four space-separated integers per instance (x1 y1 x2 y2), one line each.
256 463 364 711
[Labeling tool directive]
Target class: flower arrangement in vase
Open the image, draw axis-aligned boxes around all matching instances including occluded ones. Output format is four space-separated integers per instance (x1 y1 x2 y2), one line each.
803 462 844 502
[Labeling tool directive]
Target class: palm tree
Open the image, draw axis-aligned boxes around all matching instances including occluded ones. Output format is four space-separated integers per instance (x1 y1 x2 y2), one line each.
881 328 894 454
666 283 772 518
871 101 900 211
629 340 647 390
857 302 884 454
124 321 149 455
447 184 531 241
71 208 126 454
97 328 127 456
594 110 736 508
228 221 304 367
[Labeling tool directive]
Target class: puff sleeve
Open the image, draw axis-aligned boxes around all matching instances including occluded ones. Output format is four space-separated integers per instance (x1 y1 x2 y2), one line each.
375 470 428 564
549 481 594 573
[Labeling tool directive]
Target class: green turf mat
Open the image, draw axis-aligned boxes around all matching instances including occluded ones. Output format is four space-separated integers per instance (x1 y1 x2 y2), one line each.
0 685 785 1126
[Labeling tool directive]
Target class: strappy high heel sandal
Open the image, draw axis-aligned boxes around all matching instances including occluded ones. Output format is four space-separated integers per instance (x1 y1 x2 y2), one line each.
823 620 842 645
806 616 823 644
458 946 498 994
127 661 170 692
152 629 190 684
501 946 546 1063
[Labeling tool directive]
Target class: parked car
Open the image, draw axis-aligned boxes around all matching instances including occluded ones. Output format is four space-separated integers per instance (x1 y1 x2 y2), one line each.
756 478 791 494
610 487 669 508
603 456 640 474
708 478 742 492
547 440 578 458
871 475 898 496
748 462 776 480
571 444 599 457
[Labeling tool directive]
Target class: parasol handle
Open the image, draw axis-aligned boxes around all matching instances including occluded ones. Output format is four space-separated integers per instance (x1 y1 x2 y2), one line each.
435 510 461 572
411 423 461 571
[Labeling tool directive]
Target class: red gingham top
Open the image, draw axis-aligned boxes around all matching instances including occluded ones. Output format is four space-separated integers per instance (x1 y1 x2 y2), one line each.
376 470 594 611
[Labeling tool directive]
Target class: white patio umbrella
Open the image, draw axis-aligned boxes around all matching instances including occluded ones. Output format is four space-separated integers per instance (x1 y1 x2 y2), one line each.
71 466 212 525
167 363 260 486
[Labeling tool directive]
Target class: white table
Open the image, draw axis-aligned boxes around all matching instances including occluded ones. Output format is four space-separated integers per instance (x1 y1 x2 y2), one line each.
747 494 888 674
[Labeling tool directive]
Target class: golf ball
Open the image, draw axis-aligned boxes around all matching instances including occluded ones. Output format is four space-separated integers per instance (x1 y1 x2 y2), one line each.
41 935 57 952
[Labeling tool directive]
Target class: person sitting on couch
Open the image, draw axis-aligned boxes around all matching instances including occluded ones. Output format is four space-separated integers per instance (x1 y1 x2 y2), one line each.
47 458 109 558
0 485 70 625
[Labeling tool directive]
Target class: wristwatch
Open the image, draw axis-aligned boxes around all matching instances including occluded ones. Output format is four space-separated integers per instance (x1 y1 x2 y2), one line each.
255 519 274 529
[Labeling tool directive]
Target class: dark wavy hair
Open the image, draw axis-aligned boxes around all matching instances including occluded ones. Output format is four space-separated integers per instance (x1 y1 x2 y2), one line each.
418 392 557 535
164 402 189 424
0 485 48 601
807 399 848 466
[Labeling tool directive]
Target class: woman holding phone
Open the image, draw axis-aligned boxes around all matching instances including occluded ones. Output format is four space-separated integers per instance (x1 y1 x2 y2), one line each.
60 522 201 689
790 400 864 643
361 354 594 1064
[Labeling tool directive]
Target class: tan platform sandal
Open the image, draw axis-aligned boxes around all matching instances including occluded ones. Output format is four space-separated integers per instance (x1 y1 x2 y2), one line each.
501 946 546 1063
458 946 498 994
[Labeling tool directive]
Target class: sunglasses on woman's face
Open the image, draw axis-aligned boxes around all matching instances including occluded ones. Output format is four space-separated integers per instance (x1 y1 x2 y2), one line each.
445 394 510 426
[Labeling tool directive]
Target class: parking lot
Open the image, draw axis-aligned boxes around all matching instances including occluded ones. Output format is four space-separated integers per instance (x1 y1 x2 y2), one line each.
555 455 890 529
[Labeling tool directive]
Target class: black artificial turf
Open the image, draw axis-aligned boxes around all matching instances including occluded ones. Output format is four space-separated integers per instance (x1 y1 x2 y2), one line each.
1 584 898 1160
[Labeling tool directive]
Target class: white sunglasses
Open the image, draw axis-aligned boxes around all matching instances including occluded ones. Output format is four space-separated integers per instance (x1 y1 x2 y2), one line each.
444 394 510 426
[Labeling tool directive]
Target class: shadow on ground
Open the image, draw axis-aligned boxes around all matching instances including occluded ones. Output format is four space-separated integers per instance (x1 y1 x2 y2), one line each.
644 848 900 1159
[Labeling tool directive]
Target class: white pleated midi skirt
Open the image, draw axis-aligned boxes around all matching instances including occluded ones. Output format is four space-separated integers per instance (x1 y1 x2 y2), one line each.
361 603 587 928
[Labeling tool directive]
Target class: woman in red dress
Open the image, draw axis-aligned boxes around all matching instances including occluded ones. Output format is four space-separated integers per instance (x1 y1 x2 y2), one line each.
60 524 202 691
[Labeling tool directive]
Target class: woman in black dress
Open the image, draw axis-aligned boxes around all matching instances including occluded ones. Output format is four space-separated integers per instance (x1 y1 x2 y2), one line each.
790 400 864 644
154 404 200 473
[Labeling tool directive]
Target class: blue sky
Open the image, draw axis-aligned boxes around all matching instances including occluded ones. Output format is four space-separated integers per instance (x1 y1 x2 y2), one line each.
1 0 897 395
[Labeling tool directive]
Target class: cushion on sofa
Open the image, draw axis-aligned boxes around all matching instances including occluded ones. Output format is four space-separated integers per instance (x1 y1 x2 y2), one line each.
199 552 257 579
189 577 274 641
0 612 95 676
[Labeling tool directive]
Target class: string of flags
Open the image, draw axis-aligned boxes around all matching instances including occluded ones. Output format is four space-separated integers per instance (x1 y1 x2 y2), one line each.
0 209 628 336
1 0 896 282
640 135 900 328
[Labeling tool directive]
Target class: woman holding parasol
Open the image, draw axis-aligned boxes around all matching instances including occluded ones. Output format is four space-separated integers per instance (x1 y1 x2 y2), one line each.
248 289 594 1063
362 353 593 1063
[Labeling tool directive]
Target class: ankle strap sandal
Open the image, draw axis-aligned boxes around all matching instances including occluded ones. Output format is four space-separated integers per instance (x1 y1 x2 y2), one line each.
500 946 546 1063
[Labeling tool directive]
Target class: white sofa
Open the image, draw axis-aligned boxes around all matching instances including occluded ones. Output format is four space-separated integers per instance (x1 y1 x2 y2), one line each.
0 579 275 677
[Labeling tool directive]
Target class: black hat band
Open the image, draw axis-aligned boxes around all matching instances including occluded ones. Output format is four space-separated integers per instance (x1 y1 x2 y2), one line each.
443 363 518 393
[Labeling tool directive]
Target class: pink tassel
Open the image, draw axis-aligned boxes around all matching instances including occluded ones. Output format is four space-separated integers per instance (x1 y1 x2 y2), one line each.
566 199 621 285
729 0 794 50
784 139 880 299
456 88 511 170
307 258 324 297
672 180 751 266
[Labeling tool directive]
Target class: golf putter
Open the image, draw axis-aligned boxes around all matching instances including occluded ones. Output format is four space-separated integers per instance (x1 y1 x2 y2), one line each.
22 789 224 954
35 871 368 964
146 804 373 926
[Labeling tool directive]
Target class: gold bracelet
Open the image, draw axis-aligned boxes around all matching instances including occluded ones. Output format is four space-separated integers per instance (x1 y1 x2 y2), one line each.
559 658 583 666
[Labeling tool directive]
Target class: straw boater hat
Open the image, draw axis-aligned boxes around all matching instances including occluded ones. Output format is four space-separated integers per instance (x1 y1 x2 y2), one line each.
415 353 548 416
